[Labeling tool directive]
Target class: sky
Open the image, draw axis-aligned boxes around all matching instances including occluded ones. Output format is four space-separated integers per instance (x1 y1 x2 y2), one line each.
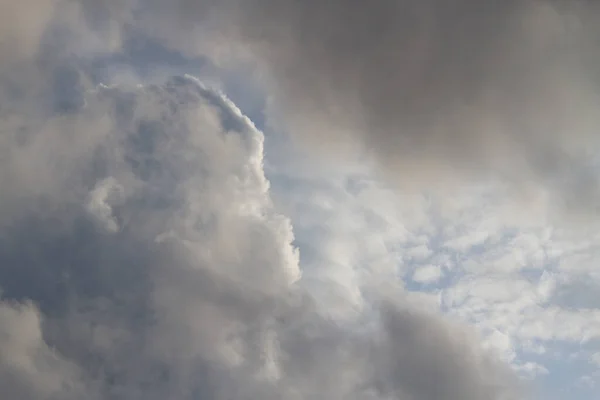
0 1 600 399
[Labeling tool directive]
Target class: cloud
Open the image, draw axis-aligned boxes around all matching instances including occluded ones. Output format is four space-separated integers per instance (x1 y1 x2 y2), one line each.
265 144 600 396
116 0 600 219
86 177 125 232
0 299 90 399
412 265 443 285
12 1 600 216
0 0 56 61
0 74 519 400
8 0 600 398
0 76 297 398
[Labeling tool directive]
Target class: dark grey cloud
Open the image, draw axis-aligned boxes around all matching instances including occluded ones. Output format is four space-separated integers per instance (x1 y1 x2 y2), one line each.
129 0 600 215
237 1 600 191
7 0 600 203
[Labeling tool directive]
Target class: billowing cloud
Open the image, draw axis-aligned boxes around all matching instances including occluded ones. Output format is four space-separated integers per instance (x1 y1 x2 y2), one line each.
4 1 599 399
0 74 519 399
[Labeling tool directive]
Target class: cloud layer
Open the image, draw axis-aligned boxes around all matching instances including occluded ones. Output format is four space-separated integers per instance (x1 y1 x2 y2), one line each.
139 0 600 213
3 1 600 205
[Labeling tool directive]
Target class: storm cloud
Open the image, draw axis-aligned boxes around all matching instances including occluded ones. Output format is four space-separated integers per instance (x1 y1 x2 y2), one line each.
137 0 600 211
3 1 600 195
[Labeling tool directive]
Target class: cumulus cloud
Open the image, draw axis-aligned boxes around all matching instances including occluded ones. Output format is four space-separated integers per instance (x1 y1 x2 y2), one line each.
0 72 519 400
8 0 600 399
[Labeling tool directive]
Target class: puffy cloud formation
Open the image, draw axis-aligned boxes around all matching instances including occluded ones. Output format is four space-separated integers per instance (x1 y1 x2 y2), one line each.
3 0 599 399
0 75 518 399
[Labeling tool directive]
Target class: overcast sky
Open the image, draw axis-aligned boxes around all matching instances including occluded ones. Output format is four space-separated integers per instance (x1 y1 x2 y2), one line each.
0 1 599 399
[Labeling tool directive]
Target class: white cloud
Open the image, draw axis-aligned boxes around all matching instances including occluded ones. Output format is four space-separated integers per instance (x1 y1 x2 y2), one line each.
86 177 125 232
412 265 443 285
0 76 519 400
267 142 600 395
0 76 303 398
